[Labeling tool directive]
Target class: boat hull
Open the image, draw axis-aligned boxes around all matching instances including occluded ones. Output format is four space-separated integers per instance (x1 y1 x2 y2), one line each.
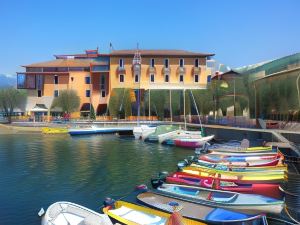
155 183 283 214
136 192 263 224
166 172 282 199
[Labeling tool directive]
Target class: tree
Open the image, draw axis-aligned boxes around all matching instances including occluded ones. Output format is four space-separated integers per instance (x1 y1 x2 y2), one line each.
51 90 80 115
0 88 27 123
90 104 96 120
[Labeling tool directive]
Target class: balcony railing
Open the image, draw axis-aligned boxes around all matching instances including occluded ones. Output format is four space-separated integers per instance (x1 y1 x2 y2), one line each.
162 67 171 74
176 66 186 74
192 66 201 74
147 66 156 74
116 66 126 74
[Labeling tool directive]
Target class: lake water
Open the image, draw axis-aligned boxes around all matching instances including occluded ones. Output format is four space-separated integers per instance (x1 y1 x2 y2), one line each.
0 132 191 224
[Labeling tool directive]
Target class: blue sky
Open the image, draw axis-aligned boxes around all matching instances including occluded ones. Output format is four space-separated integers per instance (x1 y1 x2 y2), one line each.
1 0 300 75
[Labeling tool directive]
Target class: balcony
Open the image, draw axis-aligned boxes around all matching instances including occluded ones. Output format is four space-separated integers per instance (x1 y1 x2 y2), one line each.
132 64 141 75
116 66 126 74
147 66 156 75
162 67 171 74
192 66 201 75
176 66 186 75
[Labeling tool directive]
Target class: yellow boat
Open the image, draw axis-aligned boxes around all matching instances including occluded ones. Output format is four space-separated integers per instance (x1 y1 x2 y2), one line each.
42 127 68 134
190 163 287 173
182 166 284 182
103 200 206 225
209 146 275 153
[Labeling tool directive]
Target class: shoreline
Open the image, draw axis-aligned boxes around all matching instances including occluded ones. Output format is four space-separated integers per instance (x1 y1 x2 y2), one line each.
0 123 43 134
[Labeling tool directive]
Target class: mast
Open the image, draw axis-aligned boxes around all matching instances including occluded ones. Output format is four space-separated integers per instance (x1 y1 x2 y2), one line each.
148 89 151 120
133 44 141 125
169 89 172 122
190 90 203 133
183 89 186 130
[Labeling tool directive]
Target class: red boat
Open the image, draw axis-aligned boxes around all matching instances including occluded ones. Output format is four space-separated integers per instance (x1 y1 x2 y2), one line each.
166 172 282 199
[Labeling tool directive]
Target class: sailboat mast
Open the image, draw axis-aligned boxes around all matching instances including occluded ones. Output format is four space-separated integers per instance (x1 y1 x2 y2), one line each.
148 89 151 120
183 89 186 130
190 89 203 131
169 89 172 122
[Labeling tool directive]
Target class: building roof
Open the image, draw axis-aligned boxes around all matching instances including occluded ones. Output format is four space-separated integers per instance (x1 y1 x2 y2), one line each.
211 69 241 80
23 59 108 68
110 49 214 57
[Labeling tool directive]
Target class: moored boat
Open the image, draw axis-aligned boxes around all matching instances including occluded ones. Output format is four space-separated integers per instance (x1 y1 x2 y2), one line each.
182 166 284 183
207 145 276 154
154 183 283 214
144 125 178 142
68 126 133 136
158 129 203 144
163 172 282 199
42 127 68 134
41 201 113 225
133 125 156 140
103 200 206 225
136 192 264 224
173 135 215 148
191 161 286 172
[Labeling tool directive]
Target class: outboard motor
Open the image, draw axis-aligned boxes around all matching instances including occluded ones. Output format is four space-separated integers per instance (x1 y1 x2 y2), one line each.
177 160 188 170
158 171 169 179
103 197 116 209
151 177 164 189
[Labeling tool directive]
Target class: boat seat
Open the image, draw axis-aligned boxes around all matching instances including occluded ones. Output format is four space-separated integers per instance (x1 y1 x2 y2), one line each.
198 191 211 200
78 214 112 225
49 204 63 219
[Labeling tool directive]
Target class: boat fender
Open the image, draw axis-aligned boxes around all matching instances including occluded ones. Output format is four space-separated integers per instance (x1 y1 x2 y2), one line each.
151 178 164 189
135 184 148 193
103 197 116 209
38 208 45 217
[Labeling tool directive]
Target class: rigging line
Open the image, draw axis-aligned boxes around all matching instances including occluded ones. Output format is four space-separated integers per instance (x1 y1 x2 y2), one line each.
189 89 203 131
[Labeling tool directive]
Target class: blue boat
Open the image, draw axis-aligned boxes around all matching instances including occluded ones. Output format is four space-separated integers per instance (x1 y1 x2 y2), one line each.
136 191 264 224
154 183 283 214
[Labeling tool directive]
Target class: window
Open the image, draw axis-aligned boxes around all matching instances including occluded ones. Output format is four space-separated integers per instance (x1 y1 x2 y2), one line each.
119 58 124 68
134 74 139 83
150 74 155 83
37 90 42 97
179 74 184 83
85 76 90 84
195 58 199 67
179 58 184 67
119 74 124 83
100 75 105 90
207 75 212 83
164 59 169 68
86 90 91 97
54 90 59 97
101 90 106 98
54 75 58 84
150 58 155 67
194 74 199 83
165 74 169 83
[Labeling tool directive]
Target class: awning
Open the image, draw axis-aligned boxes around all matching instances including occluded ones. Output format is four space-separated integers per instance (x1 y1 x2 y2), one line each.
31 104 48 112
80 103 91 112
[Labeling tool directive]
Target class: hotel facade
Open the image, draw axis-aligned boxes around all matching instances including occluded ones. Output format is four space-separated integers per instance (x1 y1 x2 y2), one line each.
17 49 214 119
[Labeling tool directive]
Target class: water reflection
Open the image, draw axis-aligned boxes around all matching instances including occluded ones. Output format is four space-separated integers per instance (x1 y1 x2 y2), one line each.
0 133 190 225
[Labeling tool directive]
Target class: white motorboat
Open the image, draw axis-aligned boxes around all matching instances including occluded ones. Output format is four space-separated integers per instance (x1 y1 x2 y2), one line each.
41 201 113 225
133 125 156 140
158 128 203 144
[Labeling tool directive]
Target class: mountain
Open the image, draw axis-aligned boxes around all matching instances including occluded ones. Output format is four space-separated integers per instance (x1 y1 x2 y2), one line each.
0 74 16 87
